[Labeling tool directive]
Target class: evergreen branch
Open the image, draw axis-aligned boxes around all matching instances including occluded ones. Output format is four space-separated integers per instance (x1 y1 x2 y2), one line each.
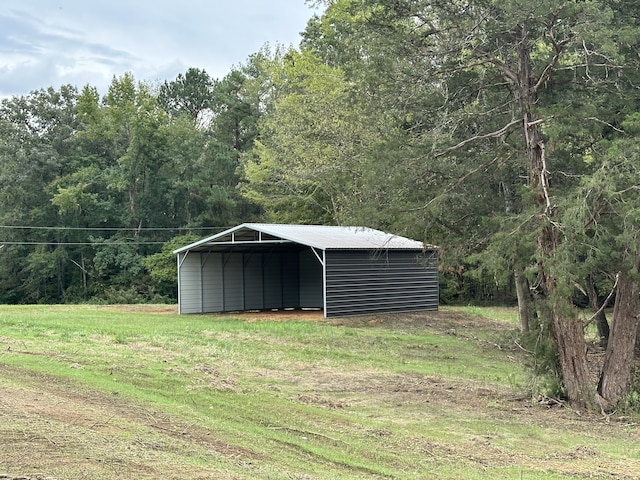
613 186 640 196
533 37 571 94
475 50 519 85
408 155 500 212
586 117 625 133
434 118 521 158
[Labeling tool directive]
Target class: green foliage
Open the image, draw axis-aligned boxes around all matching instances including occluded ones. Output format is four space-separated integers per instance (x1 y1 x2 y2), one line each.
210 69 259 151
515 316 566 399
0 68 264 304
615 367 640 414
143 234 200 297
241 48 400 225
158 67 214 125
89 285 155 305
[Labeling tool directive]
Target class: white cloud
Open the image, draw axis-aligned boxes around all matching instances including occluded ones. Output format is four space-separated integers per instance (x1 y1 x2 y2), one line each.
0 0 320 97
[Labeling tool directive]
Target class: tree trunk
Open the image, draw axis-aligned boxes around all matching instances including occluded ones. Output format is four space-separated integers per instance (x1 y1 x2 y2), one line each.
511 25 593 407
586 274 609 347
514 267 533 332
538 226 592 408
550 308 592 407
597 270 640 409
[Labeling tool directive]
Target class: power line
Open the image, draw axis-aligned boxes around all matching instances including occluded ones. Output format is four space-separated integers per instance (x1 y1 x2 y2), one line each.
0 241 167 246
0 225 230 232
0 224 235 247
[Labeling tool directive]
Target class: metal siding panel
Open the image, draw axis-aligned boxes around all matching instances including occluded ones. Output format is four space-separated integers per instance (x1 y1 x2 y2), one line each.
282 252 300 307
324 250 438 317
177 252 203 314
244 252 264 310
223 253 244 311
299 249 323 308
202 253 223 312
263 252 283 309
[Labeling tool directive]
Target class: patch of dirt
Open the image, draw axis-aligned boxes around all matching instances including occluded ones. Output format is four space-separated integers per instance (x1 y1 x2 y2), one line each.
196 307 511 339
91 304 327 319
328 309 513 332
213 308 325 322
86 305 499 331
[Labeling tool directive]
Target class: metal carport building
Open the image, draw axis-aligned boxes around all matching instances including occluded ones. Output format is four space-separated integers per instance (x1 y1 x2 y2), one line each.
173 223 438 318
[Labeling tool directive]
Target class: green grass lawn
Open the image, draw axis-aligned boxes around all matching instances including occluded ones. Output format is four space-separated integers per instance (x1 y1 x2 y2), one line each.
0 305 638 479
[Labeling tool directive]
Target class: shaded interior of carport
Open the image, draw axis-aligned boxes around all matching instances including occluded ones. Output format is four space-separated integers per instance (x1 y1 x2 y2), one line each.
175 230 324 315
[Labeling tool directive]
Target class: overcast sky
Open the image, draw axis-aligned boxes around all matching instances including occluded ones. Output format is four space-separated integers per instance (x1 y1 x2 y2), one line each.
0 1 322 98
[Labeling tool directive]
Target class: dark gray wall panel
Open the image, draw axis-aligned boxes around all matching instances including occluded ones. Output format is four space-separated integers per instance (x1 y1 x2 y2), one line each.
202 253 223 312
324 250 438 317
282 252 300 308
263 253 283 309
243 253 264 310
223 253 244 311
299 249 323 308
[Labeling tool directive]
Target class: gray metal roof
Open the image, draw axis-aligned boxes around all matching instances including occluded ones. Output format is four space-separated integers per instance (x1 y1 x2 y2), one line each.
174 223 434 253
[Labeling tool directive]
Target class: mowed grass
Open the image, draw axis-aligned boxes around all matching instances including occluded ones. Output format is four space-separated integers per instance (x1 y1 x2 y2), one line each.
0 305 638 479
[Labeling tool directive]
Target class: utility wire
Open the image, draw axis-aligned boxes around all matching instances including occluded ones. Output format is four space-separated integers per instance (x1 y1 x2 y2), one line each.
0 241 167 246
0 225 230 232
0 224 233 247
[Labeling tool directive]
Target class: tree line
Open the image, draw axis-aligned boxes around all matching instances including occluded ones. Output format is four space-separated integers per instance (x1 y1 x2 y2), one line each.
2 0 640 410
0 61 268 303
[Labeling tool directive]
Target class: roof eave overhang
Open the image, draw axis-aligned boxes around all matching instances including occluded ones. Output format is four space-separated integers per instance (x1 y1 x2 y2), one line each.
175 239 299 253
173 223 270 254
173 223 326 254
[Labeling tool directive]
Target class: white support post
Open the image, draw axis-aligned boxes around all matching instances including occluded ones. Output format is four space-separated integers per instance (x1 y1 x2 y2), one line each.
322 250 327 318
